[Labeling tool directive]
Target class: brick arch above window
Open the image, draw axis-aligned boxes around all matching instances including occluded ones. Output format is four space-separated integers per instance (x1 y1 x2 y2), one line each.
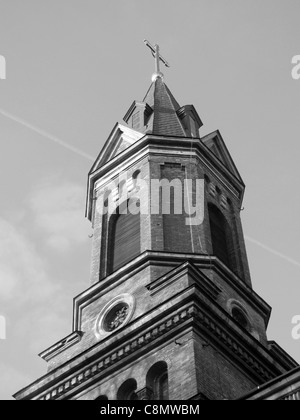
95 395 108 401
117 379 138 401
146 361 169 401
227 299 252 332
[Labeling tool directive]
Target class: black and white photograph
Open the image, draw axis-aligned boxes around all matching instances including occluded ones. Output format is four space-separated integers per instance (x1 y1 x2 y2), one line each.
1 0 300 404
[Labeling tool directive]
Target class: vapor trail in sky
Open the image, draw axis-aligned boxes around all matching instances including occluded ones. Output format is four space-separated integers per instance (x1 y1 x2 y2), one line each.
245 236 300 268
1 106 299 269
0 108 94 161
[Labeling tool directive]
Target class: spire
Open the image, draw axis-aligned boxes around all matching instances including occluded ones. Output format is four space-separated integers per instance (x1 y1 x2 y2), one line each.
123 41 203 138
123 78 203 138
142 77 186 136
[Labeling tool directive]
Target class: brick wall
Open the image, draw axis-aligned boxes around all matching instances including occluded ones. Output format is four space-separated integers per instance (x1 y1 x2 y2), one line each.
76 331 198 400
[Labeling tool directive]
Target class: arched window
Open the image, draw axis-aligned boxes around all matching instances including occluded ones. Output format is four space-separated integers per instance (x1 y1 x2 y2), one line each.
157 372 169 400
146 362 169 401
95 395 108 401
109 200 141 274
132 170 141 189
99 190 112 279
117 379 138 401
118 180 127 200
204 175 211 186
232 306 249 331
208 204 231 268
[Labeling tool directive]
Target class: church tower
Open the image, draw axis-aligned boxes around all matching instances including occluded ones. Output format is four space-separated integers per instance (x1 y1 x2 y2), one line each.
14 43 297 401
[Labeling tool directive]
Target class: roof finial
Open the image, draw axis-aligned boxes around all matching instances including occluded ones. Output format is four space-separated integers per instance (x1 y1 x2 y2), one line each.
144 39 170 82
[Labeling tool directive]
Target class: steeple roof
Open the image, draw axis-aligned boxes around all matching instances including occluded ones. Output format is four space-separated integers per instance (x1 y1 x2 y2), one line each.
123 77 203 138
142 78 186 137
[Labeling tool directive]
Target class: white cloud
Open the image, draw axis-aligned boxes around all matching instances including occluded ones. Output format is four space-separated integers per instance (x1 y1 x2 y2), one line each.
29 180 90 252
0 218 58 303
0 178 91 400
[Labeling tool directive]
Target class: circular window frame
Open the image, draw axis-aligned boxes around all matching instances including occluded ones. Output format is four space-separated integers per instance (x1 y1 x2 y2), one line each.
95 294 135 340
226 299 260 340
231 306 249 330
227 299 251 328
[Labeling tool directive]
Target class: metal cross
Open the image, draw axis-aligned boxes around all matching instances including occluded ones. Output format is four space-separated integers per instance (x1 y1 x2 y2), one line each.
144 40 170 81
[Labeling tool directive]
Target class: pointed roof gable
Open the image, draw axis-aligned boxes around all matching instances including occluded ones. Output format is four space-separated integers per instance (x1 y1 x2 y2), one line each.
124 78 195 138
143 78 187 137
201 130 243 183
89 123 144 173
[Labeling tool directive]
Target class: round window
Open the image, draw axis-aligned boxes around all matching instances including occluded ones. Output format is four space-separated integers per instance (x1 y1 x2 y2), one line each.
232 307 249 330
95 294 135 340
103 303 130 332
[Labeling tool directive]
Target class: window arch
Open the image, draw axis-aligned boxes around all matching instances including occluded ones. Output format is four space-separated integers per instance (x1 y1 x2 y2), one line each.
132 170 141 187
117 379 138 401
108 200 141 274
230 304 260 340
232 306 249 331
95 395 108 401
228 300 252 334
146 362 169 401
208 204 231 268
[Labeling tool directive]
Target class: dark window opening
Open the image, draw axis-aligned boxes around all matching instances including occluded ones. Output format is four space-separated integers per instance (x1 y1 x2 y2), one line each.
95 395 108 401
209 204 231 268
157 372 169 401
109 201 141 274
146 362 169 401
117 379 138 401
132 170 141 189
232 307 249 331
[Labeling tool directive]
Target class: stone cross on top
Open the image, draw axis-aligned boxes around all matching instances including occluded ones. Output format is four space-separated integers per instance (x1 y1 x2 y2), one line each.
144 39 170 82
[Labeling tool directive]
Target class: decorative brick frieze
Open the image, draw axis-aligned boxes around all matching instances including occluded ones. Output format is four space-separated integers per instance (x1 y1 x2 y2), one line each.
36 303 276 400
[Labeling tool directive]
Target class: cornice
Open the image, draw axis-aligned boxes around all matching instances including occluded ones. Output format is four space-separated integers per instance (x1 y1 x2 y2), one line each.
146 260 221 300
39 331 83 362
86 135 245 221
15 293 281 401
73 252 271 332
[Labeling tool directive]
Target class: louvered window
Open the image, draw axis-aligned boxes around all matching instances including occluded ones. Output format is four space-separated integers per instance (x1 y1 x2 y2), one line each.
209 205 230 267
111 205 140 272
132 112 140 130
146 362 169 401
157 373 169 400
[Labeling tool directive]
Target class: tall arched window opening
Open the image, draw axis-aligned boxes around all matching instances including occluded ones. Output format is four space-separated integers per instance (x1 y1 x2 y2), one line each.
117 379 138 401
109 200 141 274
208 204 231 269
146 361 169 400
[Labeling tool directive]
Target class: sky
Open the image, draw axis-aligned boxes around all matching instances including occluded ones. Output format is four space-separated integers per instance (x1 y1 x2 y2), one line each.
0 0 300 400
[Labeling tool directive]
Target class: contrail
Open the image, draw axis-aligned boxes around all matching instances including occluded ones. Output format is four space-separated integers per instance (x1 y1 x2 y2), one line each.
2 108 299 269
0 107 94 161
245 235 300 268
